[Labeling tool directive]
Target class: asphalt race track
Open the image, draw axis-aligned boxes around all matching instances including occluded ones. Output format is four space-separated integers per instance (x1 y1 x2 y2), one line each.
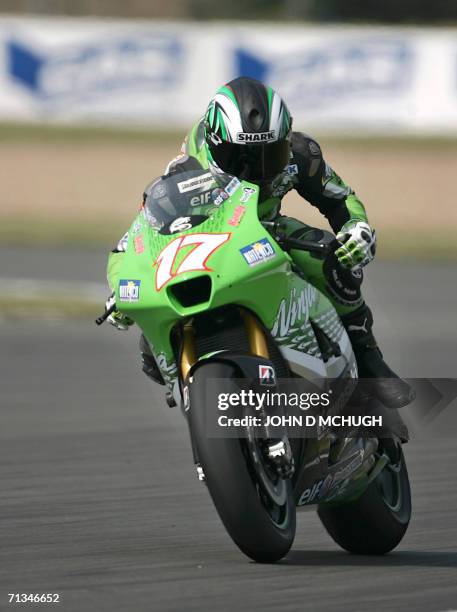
1 250 457 611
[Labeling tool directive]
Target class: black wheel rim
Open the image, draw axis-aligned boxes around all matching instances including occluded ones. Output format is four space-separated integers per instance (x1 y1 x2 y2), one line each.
244 433 290 530
376 458 403 513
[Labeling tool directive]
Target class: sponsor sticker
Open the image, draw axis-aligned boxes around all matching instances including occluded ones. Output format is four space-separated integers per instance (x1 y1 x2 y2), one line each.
240 187 256 203
153 183 167 198
309 141 321 156
298 478 326 505
177 172 213 194
259 364 276 386
213 182 239 206
271 286 317 339
209 132 222 146
228 205 246 227
287 164 298 176
169 217 192 233
213 189 229 206
132 220 142 234
134 234 144 254
190 190 212 207
225 177 241 196
236 130 276 143
119 279 141 302
240 238 276 267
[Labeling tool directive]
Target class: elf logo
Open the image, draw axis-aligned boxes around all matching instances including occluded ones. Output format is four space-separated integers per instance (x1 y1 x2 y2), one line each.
258 364 276 386
236 131 275 143
190 190 212 206
298 477 326 505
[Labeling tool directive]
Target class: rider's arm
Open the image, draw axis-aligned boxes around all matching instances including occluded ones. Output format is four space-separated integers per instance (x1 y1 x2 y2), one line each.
290 132 368 233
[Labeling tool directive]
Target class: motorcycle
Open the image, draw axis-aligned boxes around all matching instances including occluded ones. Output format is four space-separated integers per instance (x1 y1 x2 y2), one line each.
97 169 411 563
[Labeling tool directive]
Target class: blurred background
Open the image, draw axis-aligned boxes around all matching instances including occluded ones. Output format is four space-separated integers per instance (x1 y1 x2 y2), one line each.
1 5 457 610
0 1 456 323
1 1 457 316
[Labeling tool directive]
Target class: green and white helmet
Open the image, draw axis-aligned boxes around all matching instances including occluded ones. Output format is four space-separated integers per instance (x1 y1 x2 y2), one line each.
204 77 292 190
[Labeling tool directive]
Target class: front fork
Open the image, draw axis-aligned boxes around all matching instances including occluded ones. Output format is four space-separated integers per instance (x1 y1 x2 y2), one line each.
179 308 269 380
180 308 294 480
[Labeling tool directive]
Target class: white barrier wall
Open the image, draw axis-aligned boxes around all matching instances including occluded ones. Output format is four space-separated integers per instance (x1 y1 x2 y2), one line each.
0 16 456 134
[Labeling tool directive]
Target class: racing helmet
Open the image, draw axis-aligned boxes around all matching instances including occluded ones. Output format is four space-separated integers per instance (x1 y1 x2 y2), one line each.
204 77 292 193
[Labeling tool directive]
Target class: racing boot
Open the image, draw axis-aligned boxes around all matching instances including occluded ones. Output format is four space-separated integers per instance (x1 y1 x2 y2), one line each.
340 304 415 410
139 334 165 385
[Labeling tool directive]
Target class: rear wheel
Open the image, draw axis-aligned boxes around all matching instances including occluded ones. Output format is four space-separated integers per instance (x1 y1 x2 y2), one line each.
188 361 296 563
317 446 411 554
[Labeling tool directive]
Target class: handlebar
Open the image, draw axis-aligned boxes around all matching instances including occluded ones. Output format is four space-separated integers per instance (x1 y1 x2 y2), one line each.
95 302 116 326
277 235 333 256
261 222 334 256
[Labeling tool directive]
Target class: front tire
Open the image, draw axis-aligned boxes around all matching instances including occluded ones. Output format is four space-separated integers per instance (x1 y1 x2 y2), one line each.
317 447 411 554
188 362 296 563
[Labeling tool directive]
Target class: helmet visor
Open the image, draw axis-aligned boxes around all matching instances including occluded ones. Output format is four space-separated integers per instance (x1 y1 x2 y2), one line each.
209 138 290 183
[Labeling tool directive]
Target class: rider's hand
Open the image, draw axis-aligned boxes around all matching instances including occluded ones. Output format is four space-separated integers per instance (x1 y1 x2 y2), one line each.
105 294 134 331
335 221 376 271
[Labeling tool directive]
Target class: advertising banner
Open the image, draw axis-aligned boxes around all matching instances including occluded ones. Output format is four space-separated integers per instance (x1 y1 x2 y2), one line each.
0 17 456 133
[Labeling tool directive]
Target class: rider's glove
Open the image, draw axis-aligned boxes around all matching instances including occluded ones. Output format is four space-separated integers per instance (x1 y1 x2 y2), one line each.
105 293 134 331
335 221 376 271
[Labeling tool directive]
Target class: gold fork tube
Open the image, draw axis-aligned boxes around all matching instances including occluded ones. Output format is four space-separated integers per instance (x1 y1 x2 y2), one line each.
180 310 269 380
181 322 197 379
240 309 269 359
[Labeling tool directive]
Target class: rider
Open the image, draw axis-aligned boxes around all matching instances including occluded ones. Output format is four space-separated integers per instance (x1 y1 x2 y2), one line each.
106 76 413 411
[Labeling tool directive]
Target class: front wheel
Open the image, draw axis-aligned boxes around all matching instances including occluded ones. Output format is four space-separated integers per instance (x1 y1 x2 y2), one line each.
317 446 411 554
188 361 296 563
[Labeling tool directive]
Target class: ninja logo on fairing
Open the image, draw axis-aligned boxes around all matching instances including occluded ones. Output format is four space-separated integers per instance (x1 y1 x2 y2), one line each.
271 286 317 338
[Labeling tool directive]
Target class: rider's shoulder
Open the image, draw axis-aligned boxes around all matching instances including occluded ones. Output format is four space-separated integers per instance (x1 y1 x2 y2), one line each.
163 118 207 176
291 131 323 159
290 131 323 179
182 117 206 156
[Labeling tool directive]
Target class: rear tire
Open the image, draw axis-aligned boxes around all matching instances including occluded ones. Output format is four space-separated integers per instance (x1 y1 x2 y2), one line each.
188 362 296 563
317 447 411 554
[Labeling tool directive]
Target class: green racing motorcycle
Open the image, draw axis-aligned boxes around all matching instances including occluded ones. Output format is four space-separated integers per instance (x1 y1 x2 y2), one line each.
97 169 411 563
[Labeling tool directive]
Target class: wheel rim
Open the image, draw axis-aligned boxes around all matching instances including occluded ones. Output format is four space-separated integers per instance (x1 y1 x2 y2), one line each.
376 459 403 513
244 433 290 529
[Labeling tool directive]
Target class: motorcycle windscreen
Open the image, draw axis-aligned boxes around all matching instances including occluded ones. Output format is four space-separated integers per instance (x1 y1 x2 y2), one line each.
144 169 229 234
